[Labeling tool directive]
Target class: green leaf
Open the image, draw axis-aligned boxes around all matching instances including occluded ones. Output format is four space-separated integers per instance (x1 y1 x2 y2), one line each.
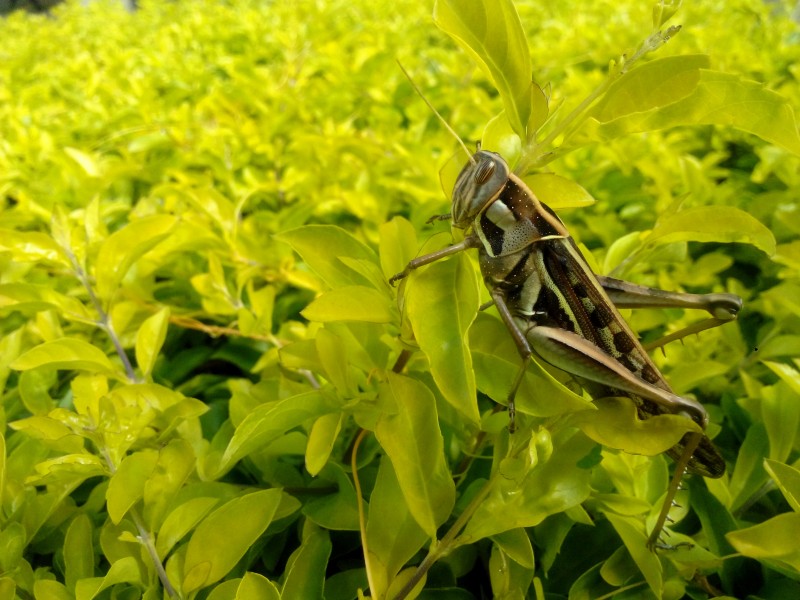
106 450 158 524
0 283 90 319
94 215 177 301
482 111 522 167
302 464 360 531
64 514 94 591
570 396 700 456
434 0 532 140
380 218 419 282
235 573 280 600
365 456 428 597
463 432 594 540
729 423 770 513
522 173 596 210
135 307 170 379
585 69 800 156
183 489 283 594
726 513 800 571
603 513 662 596
281 524 332 600
0 522 24 578
375 373 456 538
156 497 220 559
491 528 535 570
64 147 102 177
592 55 711 121
33 581 72 600
11 338 116 375
760 376 800 464
276 225 378 289
206 390 337 479
305 412 343 477
18 369 56 415
74 556 141 600
764 459 800 513
302 286 395 323
646 206 776 256
470 313 593 418
405 249 479 423
0 230 70 266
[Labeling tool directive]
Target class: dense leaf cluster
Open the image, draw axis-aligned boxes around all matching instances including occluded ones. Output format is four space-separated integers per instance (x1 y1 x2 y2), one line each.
1 0 800 598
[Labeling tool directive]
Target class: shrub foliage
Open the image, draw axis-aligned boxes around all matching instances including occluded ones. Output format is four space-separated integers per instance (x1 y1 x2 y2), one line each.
2 0 800 598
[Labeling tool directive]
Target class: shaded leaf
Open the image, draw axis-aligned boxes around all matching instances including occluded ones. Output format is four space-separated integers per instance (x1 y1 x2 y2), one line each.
206 391 337 478
74 557 140 600
365 456 428 597
281 525 332 600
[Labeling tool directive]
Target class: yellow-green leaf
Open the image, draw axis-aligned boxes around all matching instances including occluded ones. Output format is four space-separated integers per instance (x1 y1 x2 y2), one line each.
135 307 170 378
434 0 532 140
647 206 775 256
302 286 395 323
183 489 283 594
11 338 116 375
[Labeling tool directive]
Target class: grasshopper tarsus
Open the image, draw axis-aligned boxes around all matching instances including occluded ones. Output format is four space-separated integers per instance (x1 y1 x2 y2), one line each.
426 212 452 225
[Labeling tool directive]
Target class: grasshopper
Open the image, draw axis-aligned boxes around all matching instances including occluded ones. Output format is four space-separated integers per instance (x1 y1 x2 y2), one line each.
390 146 741 547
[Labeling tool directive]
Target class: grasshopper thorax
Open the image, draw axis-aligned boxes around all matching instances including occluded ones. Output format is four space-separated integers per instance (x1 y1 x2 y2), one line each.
452 150 510 228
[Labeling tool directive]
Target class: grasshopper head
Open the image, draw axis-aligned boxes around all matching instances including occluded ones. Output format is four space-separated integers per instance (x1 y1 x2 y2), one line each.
451 150 509 228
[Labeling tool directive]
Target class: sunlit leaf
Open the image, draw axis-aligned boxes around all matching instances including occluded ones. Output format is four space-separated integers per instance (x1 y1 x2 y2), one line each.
584 69 800 156
434 0 532 140
405 249 480 423
646 206 776 256
570 396 699 455
276 225 378 289
375 373 456 538
183 489 283 594
11 338 116 375
74 556 141 600
764 460 800 513
523 173 596 210
727 513 800 570
94 215 177 301
135 307 170 379
302 286 395 323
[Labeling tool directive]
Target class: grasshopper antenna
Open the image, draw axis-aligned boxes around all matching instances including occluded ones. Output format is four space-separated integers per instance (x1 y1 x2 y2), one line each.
397 60 476 166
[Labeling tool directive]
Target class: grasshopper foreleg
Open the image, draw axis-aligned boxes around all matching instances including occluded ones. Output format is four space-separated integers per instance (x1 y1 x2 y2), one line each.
389 235 480 285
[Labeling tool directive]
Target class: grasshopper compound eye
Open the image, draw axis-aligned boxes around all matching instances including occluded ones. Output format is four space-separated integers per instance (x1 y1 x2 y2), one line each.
474 159 495 184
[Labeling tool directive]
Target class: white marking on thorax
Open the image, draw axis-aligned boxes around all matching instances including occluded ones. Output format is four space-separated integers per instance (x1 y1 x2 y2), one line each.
485 200 517 230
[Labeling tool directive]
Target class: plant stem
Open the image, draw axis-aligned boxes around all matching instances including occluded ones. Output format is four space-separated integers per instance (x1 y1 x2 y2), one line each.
392 433 530 600
352 429 377 597
67 249 139 383
516 26 682 175
69 248 177 596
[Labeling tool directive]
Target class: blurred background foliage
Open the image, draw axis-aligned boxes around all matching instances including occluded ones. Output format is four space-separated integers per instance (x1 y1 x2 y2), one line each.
1 0 800 598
